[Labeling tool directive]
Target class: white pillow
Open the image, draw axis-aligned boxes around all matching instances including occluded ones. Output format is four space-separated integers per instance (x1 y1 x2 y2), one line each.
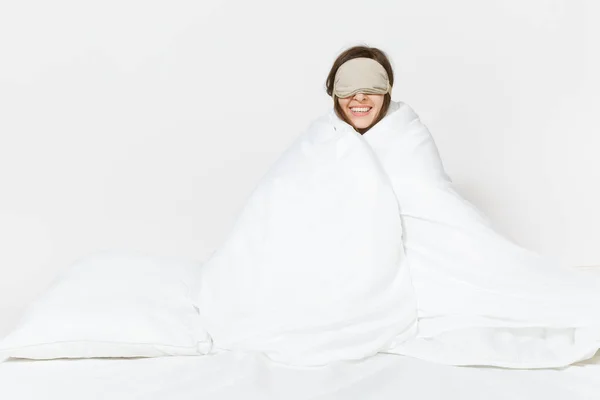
0 251 212 361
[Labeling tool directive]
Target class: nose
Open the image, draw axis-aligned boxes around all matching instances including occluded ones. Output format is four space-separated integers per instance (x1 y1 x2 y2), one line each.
353 92 366 101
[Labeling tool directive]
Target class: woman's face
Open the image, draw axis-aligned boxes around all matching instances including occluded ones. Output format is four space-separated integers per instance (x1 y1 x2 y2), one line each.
337 93 384 130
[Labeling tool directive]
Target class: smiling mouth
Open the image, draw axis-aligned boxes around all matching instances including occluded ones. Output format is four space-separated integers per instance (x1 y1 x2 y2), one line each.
349 106 372 117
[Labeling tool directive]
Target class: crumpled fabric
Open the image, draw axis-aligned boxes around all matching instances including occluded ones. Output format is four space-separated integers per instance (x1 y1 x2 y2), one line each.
196 100 600 368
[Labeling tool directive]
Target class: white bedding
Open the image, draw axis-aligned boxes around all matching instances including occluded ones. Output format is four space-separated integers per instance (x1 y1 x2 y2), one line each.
2 100 599 395
197 100 600 368
1 352 599 399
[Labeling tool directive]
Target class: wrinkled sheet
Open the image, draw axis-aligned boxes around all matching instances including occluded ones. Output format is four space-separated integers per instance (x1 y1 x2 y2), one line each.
1 352 599 400
196 105 418 365
197 100 600 368
361 102 600 368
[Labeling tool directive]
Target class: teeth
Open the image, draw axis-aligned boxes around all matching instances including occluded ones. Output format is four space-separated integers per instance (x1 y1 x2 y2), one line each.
351 107 371 112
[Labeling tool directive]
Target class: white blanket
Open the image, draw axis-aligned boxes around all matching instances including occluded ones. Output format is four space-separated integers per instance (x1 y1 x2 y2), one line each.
197 101 600 368
2 353 600 399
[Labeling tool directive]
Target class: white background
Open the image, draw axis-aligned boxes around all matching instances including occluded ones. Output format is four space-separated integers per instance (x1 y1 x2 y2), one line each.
1 0 599 336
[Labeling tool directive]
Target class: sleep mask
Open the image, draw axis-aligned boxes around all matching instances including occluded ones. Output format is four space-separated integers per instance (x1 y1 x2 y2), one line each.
333 57 391 98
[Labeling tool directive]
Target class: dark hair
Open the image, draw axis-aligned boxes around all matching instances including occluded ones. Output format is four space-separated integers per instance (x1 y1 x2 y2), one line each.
325 45 394 134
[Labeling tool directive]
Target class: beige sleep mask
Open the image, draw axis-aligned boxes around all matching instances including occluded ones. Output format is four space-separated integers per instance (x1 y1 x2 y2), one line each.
332 57 391 98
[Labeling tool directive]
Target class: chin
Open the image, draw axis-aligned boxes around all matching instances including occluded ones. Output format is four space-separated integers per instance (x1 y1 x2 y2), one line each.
351 119 374 129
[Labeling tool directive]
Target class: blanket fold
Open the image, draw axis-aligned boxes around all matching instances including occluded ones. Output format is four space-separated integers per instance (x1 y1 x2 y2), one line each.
197 100 600 368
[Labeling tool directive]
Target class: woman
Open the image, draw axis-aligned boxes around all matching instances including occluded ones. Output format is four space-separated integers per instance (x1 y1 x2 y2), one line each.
324 46 393 135
196 45 600 368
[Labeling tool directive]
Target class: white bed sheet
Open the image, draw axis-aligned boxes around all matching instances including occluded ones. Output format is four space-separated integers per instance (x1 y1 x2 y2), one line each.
1 351 598 399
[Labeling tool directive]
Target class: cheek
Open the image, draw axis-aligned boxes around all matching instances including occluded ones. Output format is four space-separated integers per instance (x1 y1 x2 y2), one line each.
374 103 384 115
